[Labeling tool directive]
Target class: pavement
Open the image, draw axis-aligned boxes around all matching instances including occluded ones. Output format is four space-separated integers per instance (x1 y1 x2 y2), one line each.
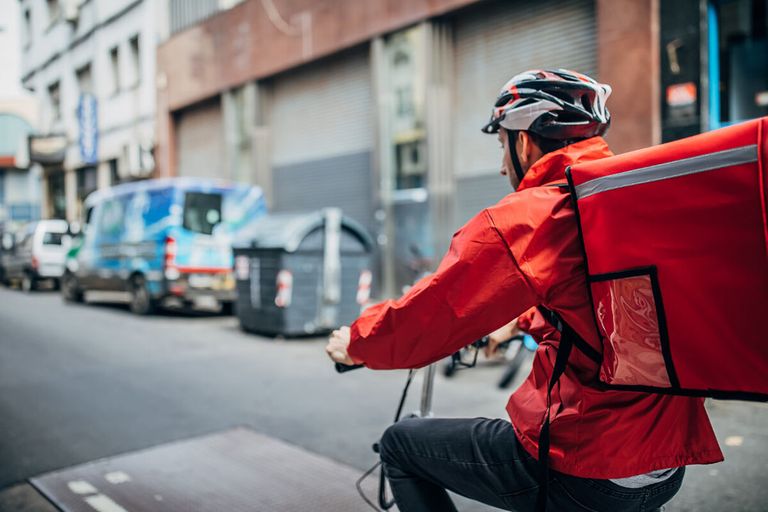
0 286 766 511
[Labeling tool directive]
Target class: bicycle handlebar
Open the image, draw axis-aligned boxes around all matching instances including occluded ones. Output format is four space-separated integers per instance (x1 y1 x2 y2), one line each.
335 362 365 373
334 334 526 374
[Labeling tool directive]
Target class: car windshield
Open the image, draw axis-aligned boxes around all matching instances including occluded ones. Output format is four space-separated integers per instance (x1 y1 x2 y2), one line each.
43 231 65 245
183 191 222 235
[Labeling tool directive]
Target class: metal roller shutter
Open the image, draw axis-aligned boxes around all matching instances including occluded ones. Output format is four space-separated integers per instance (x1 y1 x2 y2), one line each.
175 97 225 180
452 0 597 226
270 47 374 229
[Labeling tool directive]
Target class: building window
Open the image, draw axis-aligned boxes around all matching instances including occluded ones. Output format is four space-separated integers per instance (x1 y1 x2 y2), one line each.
46 0 61 26
396 86 415 118
48 81 61 122
76 166 98 204
23 9 32 47
109 159 120 185
109 46 120 94
386 29 427 191
129 35 141 88
76 63 93 95
709 0 768 128
395 140 427 190
48 172 66 220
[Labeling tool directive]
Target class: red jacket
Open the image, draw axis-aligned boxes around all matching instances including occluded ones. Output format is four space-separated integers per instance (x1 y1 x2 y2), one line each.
347 137 723 478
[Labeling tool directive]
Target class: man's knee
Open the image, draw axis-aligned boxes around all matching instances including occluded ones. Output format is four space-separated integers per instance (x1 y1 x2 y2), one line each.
379 417 423 465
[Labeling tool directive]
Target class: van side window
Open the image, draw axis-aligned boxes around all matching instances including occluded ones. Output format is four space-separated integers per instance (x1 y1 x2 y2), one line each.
183 192 222 235
43 232 64 245
148 189 173 226
97 199 126 242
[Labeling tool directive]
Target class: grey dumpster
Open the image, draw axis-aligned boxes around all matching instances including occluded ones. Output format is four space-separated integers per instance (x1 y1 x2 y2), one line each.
233 208 375 336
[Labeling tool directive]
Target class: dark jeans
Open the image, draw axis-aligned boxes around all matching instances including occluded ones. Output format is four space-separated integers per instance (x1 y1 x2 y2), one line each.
379 417 685 512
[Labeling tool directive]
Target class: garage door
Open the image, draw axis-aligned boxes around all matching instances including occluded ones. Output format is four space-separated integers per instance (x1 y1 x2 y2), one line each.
452 0 597 226
269 46 374 229
175 97 225 179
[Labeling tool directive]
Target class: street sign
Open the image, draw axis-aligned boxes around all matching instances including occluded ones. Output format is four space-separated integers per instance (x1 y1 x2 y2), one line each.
77 93 98 165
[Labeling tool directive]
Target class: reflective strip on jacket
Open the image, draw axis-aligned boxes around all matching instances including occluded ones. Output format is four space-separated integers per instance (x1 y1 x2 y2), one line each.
347 136 723 479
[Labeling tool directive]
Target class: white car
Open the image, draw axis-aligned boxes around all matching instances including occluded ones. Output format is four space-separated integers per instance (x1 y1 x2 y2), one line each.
2 220 71 291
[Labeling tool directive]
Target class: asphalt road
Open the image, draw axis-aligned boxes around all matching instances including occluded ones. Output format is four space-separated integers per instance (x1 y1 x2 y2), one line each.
0 287 766 511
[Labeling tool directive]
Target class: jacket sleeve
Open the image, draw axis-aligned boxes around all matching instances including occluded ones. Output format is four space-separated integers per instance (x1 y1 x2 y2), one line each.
347 209 541 370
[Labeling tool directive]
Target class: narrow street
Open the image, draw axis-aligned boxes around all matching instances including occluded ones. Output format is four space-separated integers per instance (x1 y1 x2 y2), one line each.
0 287 766 511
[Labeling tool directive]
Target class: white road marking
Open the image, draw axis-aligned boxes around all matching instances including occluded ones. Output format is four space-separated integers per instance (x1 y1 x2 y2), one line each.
725 436 744 447
104 471 131 484
67 480 97 495
84 494 130 512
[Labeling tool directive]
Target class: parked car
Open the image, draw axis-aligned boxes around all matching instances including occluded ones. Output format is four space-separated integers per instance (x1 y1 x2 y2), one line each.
0 228 13 284
2 220 71 292
61 178 267 314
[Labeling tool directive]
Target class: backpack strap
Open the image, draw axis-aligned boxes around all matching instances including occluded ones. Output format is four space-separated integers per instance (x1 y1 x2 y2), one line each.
536 306 601 364
534 306 601 511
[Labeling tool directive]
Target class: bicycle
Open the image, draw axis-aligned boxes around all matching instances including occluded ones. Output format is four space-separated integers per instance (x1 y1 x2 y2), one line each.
335 334 493 510
442 333 537 389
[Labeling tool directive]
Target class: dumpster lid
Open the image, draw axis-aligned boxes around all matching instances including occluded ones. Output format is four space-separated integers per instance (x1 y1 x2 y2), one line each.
233 210 374 252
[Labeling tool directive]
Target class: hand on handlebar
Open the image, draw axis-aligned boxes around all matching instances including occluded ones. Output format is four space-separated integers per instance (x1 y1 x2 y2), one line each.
484 319 522 359
326 326 358 366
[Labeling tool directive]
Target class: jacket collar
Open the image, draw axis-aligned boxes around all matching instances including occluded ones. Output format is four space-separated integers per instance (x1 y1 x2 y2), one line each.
516 137 613 191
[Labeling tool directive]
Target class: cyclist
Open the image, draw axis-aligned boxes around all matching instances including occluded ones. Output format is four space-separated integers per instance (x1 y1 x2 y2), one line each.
326 69 722 511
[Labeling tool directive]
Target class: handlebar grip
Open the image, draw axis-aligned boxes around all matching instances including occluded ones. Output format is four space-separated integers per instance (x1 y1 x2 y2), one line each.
335 362 364 373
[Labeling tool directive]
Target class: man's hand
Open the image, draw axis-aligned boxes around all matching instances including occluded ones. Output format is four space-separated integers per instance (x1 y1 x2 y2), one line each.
484 319 521 358
326 326 357 365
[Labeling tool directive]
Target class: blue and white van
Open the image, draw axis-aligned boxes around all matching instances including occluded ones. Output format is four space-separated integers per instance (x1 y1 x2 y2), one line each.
62 178 267 314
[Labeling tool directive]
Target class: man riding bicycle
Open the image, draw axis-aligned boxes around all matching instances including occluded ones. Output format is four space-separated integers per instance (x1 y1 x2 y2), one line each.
326 69 722 511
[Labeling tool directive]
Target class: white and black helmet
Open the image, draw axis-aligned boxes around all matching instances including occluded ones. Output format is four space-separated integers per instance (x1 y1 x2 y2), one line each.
481 69 611 140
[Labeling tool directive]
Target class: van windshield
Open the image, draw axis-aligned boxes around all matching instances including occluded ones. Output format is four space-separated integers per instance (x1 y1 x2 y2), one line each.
183 192 222 235
43 232 65 245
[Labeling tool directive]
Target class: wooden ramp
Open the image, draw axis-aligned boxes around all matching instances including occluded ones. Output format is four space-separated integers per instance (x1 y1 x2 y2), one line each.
30 427 378 512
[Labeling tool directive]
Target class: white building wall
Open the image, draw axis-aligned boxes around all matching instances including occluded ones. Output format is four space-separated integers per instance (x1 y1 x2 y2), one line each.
0 0 27 97
0 0 40 227
19 0 163 219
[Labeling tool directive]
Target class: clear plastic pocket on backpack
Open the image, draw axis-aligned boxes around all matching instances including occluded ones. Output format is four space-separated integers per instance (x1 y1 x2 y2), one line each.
589 268 673 389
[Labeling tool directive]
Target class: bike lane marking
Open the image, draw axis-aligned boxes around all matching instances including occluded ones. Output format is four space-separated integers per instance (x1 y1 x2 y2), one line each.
83 494 131 512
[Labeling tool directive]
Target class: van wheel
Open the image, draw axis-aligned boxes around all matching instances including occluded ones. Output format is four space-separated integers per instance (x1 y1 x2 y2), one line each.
21 272 37 293
129 275 156 315
62 273 84 303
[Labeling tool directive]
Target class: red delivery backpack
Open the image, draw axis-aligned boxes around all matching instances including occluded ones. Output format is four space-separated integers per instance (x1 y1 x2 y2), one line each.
564 117 768 401
536 118 767 511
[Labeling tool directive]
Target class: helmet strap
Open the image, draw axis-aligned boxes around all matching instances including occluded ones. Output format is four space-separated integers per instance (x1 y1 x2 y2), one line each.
508 130 526 183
